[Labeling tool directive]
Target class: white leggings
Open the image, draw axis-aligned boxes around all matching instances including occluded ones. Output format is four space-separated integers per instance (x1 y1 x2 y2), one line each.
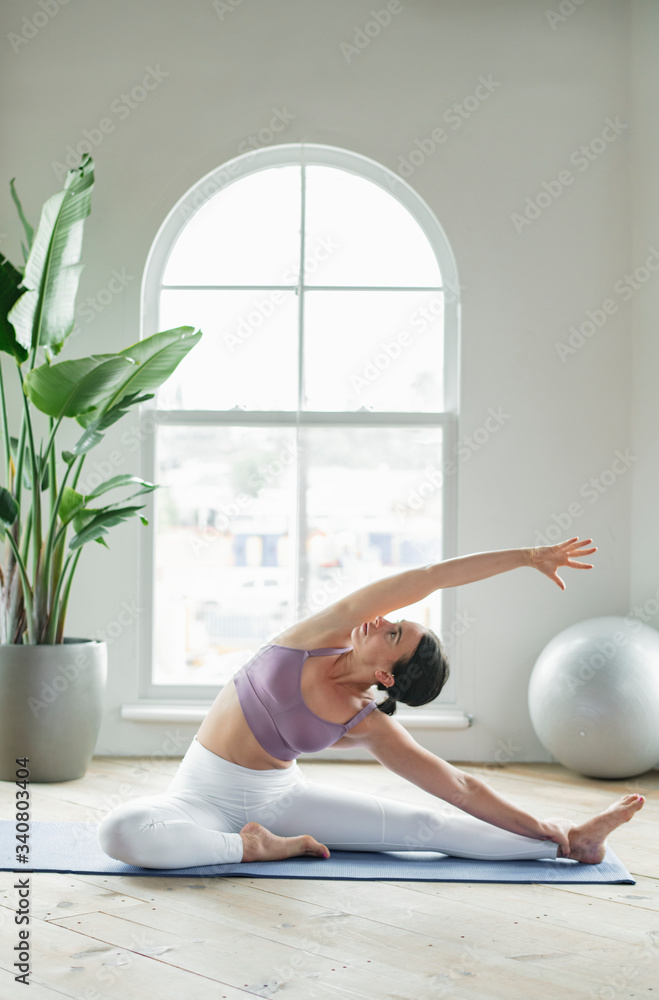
97 737 559 869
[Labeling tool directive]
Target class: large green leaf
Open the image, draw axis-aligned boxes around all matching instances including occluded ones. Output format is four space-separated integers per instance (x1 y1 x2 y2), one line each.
71 390 154 456
8 154 94 356
84 474 156 501
0 485 18 526
69 504 147 550
0 254 28 362
77 326 202 428
118 325 202 371
23 355 136 419
59 487 85 524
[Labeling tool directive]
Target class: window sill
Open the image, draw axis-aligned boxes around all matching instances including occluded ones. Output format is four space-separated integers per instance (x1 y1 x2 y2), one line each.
120 702 473 729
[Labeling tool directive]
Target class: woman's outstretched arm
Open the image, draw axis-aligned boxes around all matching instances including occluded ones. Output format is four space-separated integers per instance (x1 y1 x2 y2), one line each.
337 538 595 619
276 538 596 646
342 710 571 853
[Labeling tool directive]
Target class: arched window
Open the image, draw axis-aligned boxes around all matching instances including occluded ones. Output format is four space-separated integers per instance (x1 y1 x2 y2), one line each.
140 144 460 705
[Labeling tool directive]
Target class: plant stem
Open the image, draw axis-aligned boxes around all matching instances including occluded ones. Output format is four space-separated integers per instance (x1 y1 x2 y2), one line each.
0 357 11 489
43 453 86 642
47 414 57 509
40 458 74 634
55 547 82 643
16 367 42 614
47 531 66 639
42 414 64 474
4 530 34 643
13 363 28 515
4 360 32 646
7 520 26 643
19 506 32 565
44 531 68 644
0 357 11 643
71 452 86 491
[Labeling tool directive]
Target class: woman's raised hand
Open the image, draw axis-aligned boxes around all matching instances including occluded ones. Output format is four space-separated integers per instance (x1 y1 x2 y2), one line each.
529 537 597 591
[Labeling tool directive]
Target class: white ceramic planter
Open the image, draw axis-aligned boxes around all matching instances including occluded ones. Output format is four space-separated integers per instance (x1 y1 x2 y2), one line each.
0 639 107 782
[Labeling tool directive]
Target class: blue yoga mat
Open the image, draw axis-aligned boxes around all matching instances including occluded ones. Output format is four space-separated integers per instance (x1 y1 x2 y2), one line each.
0 821 635 882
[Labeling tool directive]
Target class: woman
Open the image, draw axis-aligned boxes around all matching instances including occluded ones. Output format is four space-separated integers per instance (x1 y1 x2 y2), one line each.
98 536 644 869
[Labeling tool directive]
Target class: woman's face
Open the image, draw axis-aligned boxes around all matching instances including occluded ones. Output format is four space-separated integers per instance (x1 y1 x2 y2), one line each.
351 616 426 670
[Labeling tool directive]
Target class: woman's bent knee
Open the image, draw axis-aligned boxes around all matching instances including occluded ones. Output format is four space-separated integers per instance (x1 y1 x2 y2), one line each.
97 801 165 867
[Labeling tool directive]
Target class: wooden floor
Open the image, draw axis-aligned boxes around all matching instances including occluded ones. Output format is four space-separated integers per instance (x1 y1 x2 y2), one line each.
1 757 658 999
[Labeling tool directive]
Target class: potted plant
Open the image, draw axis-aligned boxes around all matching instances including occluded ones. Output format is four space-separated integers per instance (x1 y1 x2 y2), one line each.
0 154 201 780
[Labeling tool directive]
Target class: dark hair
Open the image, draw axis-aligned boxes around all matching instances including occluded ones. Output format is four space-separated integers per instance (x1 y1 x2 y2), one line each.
376 629 450 716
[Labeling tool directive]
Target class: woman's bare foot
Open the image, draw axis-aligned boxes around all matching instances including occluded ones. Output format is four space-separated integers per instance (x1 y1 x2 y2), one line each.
239 822 330 862
559 794 645 864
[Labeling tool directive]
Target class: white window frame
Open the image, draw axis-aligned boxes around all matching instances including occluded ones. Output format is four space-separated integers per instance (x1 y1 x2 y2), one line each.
131 142 467 729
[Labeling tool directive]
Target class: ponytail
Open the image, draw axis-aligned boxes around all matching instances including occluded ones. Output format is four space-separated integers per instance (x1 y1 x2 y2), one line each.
377 685 401 717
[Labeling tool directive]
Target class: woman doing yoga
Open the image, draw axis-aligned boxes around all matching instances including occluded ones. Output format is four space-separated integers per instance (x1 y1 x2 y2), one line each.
98 537 644 869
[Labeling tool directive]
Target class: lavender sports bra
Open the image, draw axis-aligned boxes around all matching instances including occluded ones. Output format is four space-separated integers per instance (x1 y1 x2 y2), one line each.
233 644 378 761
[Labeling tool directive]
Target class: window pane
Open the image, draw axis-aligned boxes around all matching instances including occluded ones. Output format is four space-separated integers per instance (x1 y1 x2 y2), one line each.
157 290 298 410
149 152 457 698
163 166 301 286
304 165 441 287
298 425 444 635
304 291 444 411
153 425 297 685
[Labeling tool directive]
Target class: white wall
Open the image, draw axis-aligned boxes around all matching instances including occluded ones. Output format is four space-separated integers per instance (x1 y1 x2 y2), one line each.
630 1 659 612
1 0 654 763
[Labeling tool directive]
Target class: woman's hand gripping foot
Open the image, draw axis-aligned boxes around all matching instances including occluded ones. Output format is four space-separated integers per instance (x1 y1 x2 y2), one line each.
546 794 645 864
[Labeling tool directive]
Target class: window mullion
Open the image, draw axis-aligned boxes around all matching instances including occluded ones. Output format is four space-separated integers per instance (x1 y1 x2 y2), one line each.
149 410 455 427
298 159 307 415
294 160 308 619
295 427 309 620
161 285 297 291
161 284 443 292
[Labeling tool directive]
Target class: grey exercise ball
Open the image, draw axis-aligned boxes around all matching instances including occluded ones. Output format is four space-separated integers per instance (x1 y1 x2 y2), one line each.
528 616 659 779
